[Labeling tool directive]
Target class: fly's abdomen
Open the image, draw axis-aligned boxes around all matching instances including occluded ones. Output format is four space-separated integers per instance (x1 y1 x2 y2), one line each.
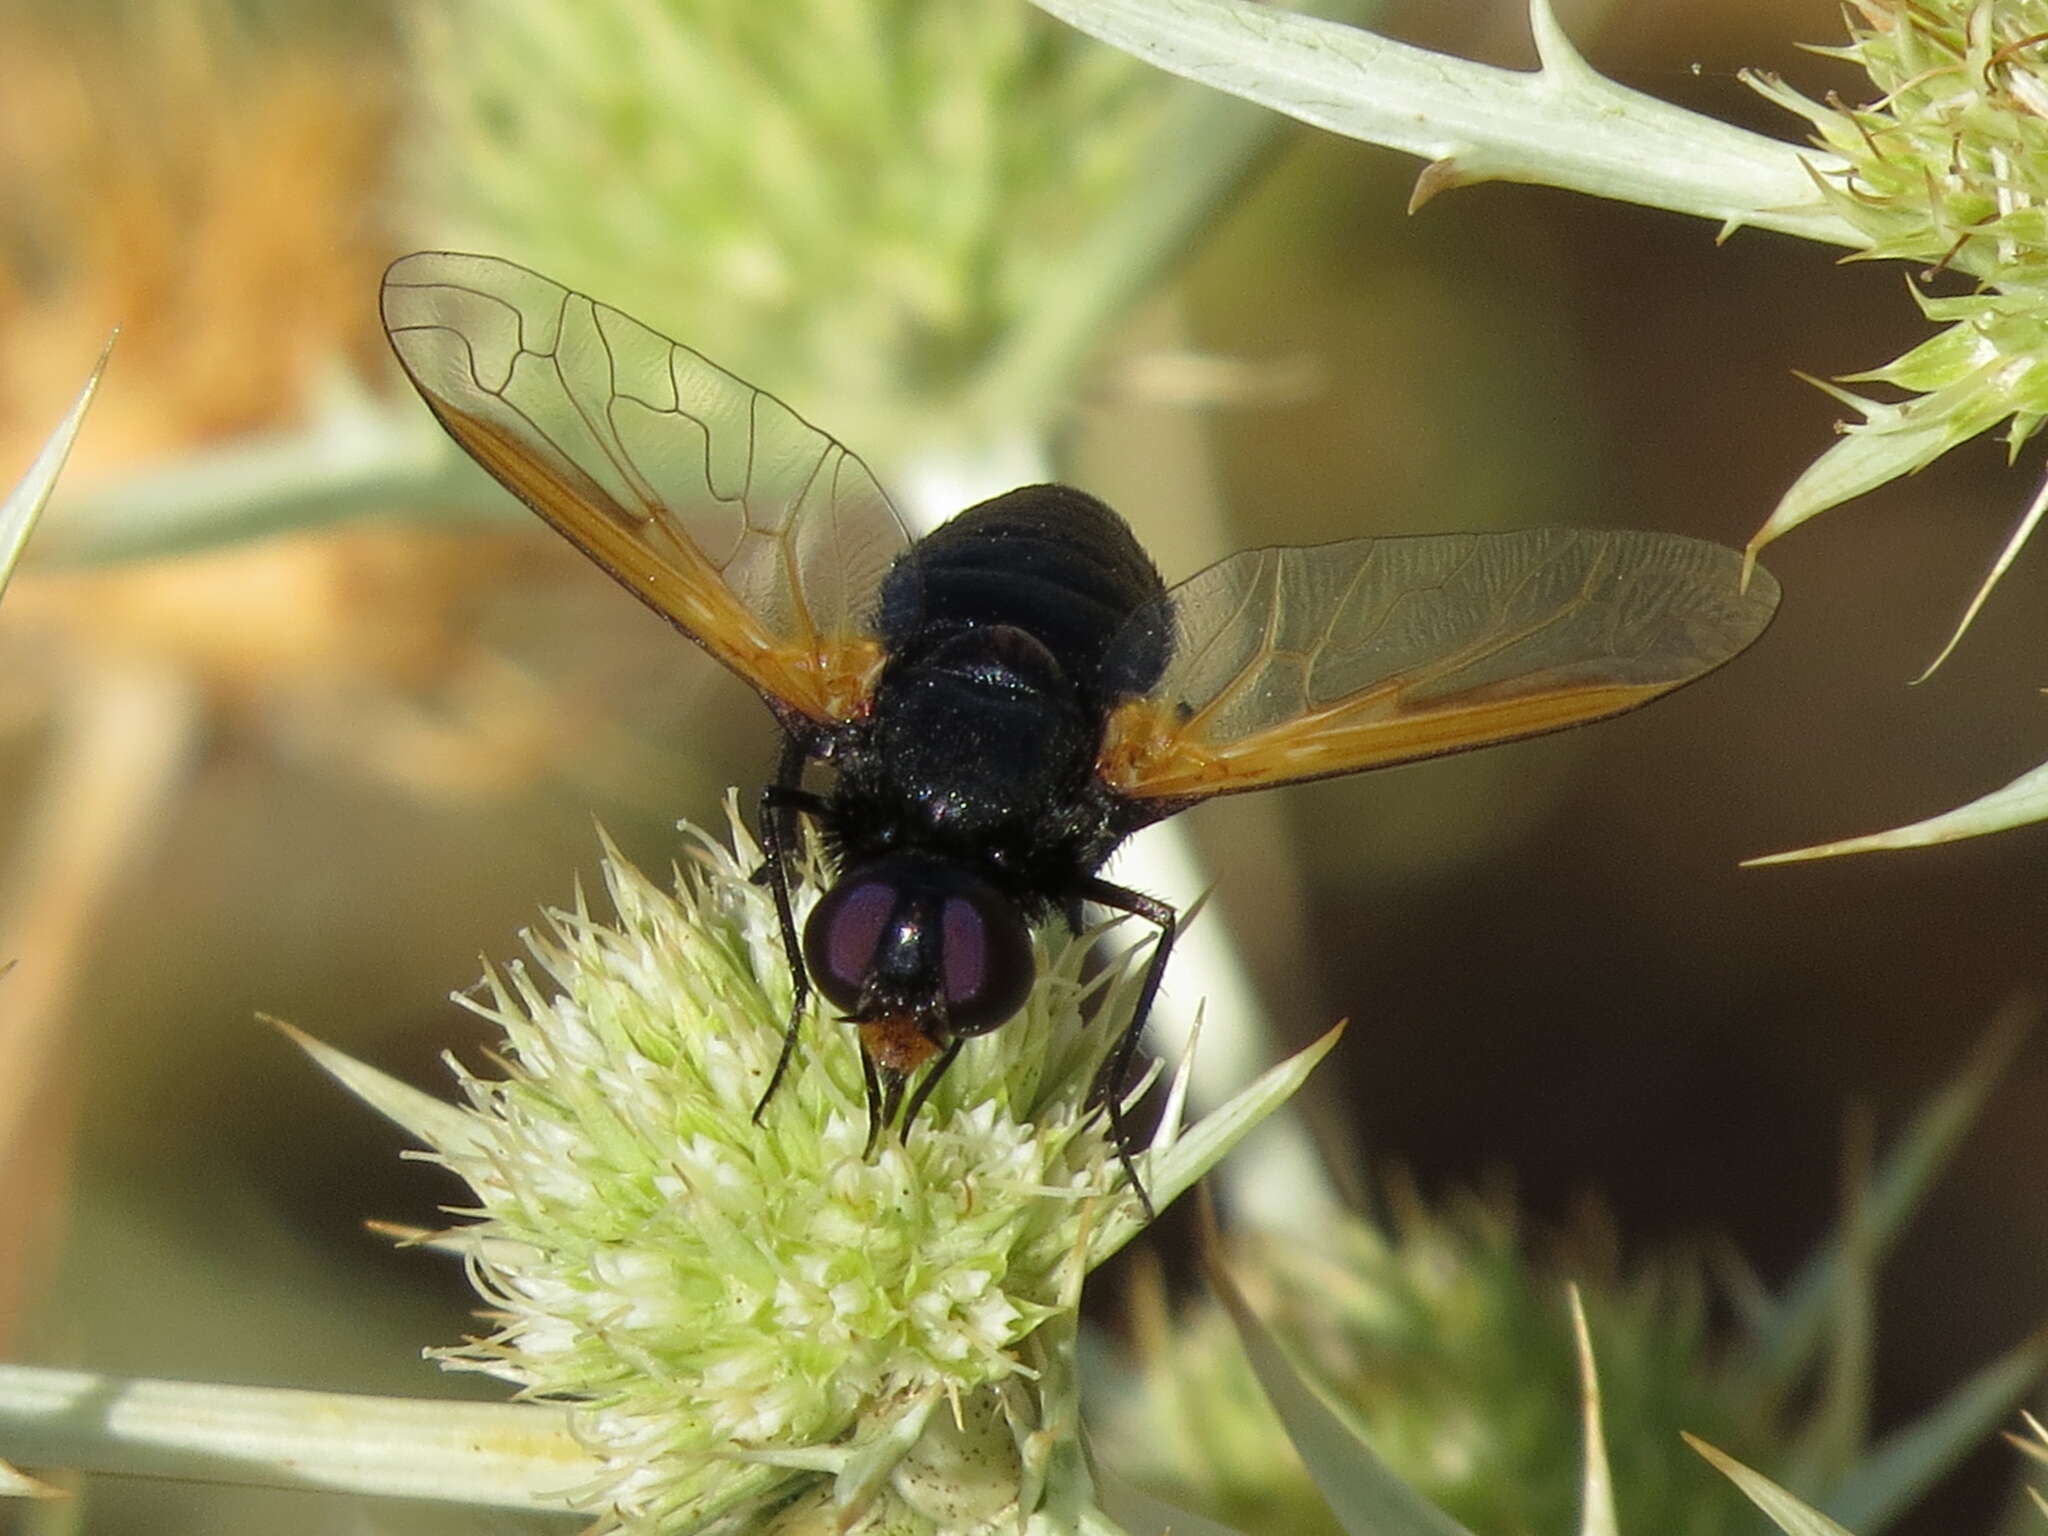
877 484 1170 701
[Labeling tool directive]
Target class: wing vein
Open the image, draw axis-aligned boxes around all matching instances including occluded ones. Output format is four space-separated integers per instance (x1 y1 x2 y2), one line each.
380 251 910 725
1099 526 1779 801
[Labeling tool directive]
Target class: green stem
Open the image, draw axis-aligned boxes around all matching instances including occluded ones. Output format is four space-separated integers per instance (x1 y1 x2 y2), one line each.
33 373 510 569
0 1364 593 1511
1027 0 1866 247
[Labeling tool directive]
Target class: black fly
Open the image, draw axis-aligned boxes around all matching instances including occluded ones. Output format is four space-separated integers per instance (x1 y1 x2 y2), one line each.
383 252 1780 1210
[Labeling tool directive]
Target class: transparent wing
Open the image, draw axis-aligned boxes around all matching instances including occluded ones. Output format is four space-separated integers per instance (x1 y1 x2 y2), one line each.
1098 527 1779 803
381 251 909 723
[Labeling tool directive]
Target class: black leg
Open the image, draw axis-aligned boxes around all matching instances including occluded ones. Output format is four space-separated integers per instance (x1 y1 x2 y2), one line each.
859 1051 887 1156
750 733 816 886
753 740 832 1124
1078 876 1177 1224
897 1035 965 1140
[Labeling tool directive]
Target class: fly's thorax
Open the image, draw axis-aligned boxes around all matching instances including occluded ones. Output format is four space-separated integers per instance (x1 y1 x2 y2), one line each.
844 626 1098 844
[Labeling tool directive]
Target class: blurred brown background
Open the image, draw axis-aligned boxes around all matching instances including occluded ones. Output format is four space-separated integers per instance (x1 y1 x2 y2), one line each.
0 1 2041 1532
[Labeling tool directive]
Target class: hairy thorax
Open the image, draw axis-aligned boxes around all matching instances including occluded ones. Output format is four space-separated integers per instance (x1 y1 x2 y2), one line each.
826 626 1116 891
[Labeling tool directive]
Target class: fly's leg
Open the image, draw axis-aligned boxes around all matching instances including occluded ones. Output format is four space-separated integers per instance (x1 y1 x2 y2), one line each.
1078 877 1177 1225
754 737 832 1124
750 734 812 889
897 1035 965 1141
859 1052 887 1156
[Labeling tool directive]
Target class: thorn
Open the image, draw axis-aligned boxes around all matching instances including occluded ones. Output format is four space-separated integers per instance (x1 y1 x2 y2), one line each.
1527 0 1598 84
1410 156 1478 211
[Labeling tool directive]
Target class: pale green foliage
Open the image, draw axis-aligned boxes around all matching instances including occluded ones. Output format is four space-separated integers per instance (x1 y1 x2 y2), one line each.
402 0 1163 460
1024 0 1851 243
1686 1439 1859 1536
1099 1011 2046 1536
1106 1195 1762 1536
1746 751 2048 861
1748 2 2048 558
1755 3 2048 280
1727 0 2048 849
0 336 112 598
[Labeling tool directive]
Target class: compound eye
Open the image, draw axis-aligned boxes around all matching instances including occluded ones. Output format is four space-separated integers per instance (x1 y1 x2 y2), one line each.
803 875 897 1014
939 885 1034 1034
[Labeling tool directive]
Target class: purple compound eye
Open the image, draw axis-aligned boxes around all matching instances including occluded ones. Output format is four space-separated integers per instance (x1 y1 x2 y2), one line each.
938 884 1033 1034
802 860 1035 1032
803 875 896 1013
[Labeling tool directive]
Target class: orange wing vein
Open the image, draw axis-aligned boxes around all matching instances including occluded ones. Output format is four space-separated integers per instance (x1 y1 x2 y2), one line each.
1100 527 1779 802
381 252 907 723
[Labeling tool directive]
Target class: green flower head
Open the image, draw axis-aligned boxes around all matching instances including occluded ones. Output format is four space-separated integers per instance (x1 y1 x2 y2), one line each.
1749 1 2048 559
401 0 1163 462
352 807 1332 1532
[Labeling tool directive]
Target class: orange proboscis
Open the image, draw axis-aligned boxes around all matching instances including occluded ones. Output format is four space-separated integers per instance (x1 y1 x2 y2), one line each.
859 1015 941 1075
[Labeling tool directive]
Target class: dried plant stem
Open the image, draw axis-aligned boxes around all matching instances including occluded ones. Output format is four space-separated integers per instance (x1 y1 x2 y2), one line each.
0 662 197 1347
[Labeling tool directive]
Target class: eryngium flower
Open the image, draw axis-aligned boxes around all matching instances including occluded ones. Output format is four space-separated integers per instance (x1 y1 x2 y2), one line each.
1748 2 2048 563
382 809 1330 1532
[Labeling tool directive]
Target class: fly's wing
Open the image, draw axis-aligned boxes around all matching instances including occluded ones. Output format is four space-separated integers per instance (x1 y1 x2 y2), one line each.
381 252 909 723
1097 527 1779 804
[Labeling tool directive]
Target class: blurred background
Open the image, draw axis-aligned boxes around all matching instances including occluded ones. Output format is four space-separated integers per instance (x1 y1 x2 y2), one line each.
0 0 2043 1532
